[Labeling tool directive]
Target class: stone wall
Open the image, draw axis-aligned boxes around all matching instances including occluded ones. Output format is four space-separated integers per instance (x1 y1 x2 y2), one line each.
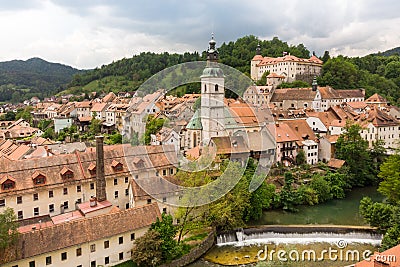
159 230 216 267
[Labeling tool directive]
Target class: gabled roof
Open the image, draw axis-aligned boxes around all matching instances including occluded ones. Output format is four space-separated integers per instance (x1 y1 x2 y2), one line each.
270 88 317 102
275 123 301 143
186 110 203 130
60 166 73 175
0 174 16 184
3 203 161 263
365 93 388 104
31 170 46 179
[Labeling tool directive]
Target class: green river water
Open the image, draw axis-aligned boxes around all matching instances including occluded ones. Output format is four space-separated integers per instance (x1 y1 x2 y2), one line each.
189 186 384 266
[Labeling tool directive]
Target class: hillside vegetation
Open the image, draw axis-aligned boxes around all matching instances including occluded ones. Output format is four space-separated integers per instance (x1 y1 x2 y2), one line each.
0 57 81 102
1 36 400 105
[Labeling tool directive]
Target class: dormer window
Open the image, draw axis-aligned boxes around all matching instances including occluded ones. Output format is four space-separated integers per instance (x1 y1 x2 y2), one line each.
88 163 96 176
132 157 144 169
1 175 16 190
60 167 74 179
32 171 46 185
111 160 123 172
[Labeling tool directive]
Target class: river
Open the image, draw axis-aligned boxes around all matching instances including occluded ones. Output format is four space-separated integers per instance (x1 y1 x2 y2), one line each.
189 186 384 266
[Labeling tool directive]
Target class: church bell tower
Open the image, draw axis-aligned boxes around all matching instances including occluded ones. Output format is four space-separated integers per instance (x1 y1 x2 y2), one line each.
200 34 225 142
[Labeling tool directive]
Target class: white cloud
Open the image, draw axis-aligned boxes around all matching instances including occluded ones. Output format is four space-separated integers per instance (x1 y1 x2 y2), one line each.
0 0 399 68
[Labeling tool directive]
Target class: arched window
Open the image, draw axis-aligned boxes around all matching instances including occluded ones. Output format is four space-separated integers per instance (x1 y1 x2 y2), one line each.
215 84 218 92
204 84 207 93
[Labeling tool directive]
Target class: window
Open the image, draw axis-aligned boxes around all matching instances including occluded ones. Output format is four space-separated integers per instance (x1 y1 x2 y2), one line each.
0 199 5 207
162 197 167 203
114 178 118 185
63 188 68 195
125 188 129 196
49 204 54 213
46 256 52 265
90 183 95 190
17 210 23 220
16 196 22 204
147 199 152 204
90 244 96 252
76 185 81 193
34 207 39 216
115 191 119 199
33 193 39 201
76 198 82 204
162 169 167 176
2 180 15 190
34 176 46 185
170 168 174 175
90 261 96 267
104 240 110 249
163 207 167 213
134 175 138 179
49 190 54 198
215 84 219 92
29 261 35 267
131 233 135 240
61 252 67 261
63 201 69 210
125 203 129 209
125 177 128 183
119 252 124 260
76 248 82 256
119 236 123 244
105 256 110 264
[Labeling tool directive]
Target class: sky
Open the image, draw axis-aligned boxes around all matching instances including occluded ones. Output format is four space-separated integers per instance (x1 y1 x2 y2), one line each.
0 0 399 69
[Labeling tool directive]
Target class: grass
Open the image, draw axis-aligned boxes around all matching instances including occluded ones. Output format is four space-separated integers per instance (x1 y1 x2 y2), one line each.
183 232 208 242
112 260 136 267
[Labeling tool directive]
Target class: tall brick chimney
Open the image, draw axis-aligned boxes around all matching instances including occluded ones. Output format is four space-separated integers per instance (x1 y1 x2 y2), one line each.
96 136 107 202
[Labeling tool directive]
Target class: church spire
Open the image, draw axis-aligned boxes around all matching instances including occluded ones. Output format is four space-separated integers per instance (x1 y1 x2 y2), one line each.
256 42 261 55
206 33 218 66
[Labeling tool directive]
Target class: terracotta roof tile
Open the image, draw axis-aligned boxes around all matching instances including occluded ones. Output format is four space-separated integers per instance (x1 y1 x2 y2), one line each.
4 203 161 263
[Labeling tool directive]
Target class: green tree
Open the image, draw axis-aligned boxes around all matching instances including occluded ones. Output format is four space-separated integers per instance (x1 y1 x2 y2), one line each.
295 149 306 165
150 213 180 262
15 107 33 122
0 208 19 255
131 230 163 267
359 197 398 231
384 61 400 79
144 116 165 145
42 127 55 140
256 71 269 85
319 56 359 88
310 174 332 203
1 111 16 121
280 172 298 212
335 122 375 186
378 153 400 204
89 118 102 136
321 51 331 63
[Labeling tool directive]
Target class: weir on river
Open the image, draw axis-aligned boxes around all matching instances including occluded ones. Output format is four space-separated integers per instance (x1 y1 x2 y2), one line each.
216 225 383 246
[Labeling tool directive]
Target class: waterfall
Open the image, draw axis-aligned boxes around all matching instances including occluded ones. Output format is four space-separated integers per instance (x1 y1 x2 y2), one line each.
216 226 383 246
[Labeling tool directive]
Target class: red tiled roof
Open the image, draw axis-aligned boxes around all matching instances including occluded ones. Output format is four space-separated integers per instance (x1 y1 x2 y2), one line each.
4 203 161 263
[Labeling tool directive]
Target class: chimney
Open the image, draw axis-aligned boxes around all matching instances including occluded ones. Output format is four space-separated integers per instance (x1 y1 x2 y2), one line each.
89 196 97 207
96 136 107 202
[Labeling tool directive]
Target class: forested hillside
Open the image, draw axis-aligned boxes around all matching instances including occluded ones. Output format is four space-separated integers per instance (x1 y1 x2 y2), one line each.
63 35 311 96
318 54 400 105
2 36 399 105
0 58 81 103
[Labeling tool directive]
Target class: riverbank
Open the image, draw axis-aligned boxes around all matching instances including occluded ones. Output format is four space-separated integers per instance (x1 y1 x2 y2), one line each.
250 186 383 226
